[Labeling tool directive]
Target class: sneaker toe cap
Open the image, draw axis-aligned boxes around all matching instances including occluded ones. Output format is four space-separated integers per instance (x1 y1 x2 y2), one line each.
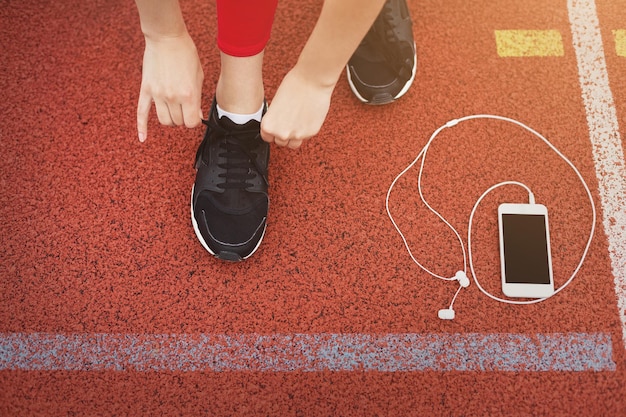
192 192 268 260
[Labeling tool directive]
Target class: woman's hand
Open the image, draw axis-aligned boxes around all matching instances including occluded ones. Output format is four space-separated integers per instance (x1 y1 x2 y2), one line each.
260 67 334 149
136 32 204 142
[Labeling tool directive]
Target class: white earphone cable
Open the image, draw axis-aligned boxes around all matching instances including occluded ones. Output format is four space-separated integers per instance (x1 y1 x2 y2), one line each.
386 115 596 312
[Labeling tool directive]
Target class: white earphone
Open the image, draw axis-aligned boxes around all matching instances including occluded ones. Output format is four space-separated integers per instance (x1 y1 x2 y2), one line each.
386 115 596 320
437 271 470 320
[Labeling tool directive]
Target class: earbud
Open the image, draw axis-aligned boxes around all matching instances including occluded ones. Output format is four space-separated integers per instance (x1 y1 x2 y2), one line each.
438 309 455 320
455 270 470 288
438 272 469 320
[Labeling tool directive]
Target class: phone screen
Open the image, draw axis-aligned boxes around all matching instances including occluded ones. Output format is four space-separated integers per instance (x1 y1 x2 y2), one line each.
501 214 551 284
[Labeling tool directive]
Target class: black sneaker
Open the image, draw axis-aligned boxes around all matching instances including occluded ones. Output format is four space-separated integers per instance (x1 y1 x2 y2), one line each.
346 0 416 105
191 99 269 261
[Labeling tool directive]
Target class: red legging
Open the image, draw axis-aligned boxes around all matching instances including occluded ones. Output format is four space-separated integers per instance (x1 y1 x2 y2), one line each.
216 0 279 57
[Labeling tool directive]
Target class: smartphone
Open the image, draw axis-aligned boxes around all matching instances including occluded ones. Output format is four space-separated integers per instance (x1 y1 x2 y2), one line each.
498 203 555 298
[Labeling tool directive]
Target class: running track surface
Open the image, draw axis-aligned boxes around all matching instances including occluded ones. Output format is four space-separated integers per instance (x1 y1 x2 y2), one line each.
1 0 626 415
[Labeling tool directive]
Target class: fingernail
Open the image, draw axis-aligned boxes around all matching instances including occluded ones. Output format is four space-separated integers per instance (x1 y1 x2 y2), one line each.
138 132 146 143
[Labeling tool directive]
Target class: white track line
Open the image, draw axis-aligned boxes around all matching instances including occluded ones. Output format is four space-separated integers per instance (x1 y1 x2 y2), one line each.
568 0 626 349
0 332 616 371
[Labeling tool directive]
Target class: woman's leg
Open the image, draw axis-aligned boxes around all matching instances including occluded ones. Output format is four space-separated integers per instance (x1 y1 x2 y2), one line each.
215 0 278 114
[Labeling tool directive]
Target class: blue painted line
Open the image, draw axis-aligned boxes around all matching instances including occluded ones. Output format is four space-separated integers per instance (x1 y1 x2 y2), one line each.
0 333 616 372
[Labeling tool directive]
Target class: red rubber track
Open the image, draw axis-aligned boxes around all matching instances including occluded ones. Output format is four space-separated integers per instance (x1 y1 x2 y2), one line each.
1 0 625 415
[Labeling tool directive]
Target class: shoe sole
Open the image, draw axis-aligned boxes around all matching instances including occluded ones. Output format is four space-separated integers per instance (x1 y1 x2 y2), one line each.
190 185 267 261
346 43 417 105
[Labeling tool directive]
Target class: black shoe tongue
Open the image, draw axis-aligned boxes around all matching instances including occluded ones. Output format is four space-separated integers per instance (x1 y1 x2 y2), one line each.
217 114 260 132
217 116 263 152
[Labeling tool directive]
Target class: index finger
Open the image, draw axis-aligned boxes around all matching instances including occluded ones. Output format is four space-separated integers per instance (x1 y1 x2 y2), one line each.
137 90 153 142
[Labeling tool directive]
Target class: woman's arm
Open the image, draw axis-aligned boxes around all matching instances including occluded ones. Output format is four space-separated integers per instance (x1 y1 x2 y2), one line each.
261 0 386 148
134 0 204 142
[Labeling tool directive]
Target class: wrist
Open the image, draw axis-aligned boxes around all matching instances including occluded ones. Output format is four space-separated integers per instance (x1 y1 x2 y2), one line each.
136 0 188 41
142 25 188 42
142 28 196 53
291 59 341 91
